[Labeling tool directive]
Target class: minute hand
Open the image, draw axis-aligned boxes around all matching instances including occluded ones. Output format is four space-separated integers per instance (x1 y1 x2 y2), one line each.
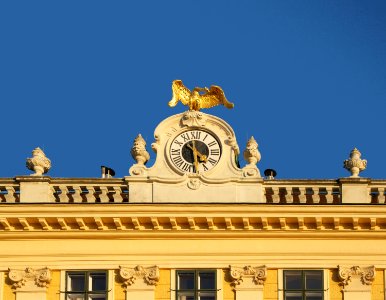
187 142 199 172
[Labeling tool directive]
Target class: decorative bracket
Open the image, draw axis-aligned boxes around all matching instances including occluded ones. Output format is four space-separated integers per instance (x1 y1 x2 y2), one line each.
119 265 160 289
229 265 267 286
8 267 51 290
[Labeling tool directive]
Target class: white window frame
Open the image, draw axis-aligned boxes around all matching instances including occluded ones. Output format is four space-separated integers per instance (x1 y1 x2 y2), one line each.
60 269 114 300
170 269 223 300
278 269 329 300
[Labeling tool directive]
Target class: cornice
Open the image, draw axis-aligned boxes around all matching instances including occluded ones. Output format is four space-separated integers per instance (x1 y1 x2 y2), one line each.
0 204 386 237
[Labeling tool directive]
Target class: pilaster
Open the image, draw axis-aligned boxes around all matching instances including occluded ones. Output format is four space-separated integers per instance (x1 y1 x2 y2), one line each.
15 176 53 203
119 265 159 300
338 265 375 300
229 265 267 300
8 267 51 300
339 178 371 204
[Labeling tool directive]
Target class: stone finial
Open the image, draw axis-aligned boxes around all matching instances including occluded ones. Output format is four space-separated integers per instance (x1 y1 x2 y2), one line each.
131 134 150 165
26 147 51 176
8 267 51 289
343 148 367 177
119 265 159 289
243 136 261 166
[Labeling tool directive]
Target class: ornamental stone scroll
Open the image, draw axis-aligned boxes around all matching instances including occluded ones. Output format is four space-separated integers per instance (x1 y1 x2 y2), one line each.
229 265 267 300
119 265 160 288
8 267 51 290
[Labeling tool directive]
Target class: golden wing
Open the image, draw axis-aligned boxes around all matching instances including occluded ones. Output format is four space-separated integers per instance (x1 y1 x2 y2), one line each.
199 85 234 109
168 80 192 107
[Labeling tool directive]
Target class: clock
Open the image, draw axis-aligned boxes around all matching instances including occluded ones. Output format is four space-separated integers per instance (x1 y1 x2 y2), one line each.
169 129 222 173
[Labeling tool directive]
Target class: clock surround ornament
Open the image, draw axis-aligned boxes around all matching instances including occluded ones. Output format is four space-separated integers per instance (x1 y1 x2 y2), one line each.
126 80 263 203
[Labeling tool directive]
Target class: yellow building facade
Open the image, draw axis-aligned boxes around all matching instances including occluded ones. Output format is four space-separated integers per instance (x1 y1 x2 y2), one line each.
0 98 385 300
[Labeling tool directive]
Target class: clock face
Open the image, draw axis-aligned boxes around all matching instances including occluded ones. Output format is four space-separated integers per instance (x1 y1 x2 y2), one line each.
169 129 222 173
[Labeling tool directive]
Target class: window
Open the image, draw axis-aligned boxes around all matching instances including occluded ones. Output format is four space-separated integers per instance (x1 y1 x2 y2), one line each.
65 271 108 300
176 270 217 300
283 270 324 300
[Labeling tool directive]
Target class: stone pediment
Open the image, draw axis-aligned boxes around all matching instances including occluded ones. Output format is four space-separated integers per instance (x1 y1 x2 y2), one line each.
127 111 262 203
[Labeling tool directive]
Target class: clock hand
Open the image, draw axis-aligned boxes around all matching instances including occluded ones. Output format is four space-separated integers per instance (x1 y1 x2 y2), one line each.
187 141 199 173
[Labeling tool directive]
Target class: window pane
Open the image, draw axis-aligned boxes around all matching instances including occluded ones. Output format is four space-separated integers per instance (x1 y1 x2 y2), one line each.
199 272 215 289
88 295 106 300
284 271 302 290
178 272 195 290
67 294 85 300
305 291 323 300
90 272 107 291
285 291 303 300
177 292 195 300
305 271 323 290
198 291 216 300
67 273 85 292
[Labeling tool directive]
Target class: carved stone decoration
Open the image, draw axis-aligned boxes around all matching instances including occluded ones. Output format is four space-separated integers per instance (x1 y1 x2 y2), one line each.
187 178 201 190
131 134 150 165
229 265 267 286
26 147 51 176
226 136 240 156
119 265 160 289
338 265 375 286
151 134 161 153
181 110 207 127
8 267 51 289
242 137 261 177
343 148 367 177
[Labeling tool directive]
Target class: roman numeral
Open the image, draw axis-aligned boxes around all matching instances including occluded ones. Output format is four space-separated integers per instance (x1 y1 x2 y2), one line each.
181 133 191 142
208 141 216 147
190 131 201 140
210 149 220 156
203 134 208 141
203 164 209 171
174 140 183 147
172 156 184 167
171 149 180 156
208 158 217 166
181 163 192 172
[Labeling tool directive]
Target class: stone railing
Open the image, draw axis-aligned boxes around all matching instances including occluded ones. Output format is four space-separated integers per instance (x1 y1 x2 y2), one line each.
0 179 20 203
51 179 128 203
263 180 341 204
370 180 386 204
0 177 384 204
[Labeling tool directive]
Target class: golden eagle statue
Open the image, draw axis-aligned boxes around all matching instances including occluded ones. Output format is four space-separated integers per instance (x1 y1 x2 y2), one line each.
168 80 234 111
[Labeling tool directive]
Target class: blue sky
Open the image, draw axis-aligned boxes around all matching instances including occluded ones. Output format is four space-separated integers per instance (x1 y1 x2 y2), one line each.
1 1 385 179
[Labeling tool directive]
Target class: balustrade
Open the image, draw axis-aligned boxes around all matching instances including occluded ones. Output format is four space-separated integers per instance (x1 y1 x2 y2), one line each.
0 178 385 204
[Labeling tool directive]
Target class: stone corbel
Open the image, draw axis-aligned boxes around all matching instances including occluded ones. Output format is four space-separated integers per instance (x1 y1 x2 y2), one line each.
119 265 160 289
338 265 375 287
8 267 51 290
229 265 267 287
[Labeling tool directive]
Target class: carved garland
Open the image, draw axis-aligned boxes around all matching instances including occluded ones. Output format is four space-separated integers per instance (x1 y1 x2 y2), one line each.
229 265 267 286
8 267 51 289
119 265 160 289
338 265 375 286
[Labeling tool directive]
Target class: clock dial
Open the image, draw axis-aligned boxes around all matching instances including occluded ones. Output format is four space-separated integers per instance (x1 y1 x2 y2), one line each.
169 130 221 173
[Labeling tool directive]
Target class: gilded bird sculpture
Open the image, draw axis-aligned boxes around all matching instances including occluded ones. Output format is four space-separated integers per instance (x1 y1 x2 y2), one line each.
168 80 234 111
